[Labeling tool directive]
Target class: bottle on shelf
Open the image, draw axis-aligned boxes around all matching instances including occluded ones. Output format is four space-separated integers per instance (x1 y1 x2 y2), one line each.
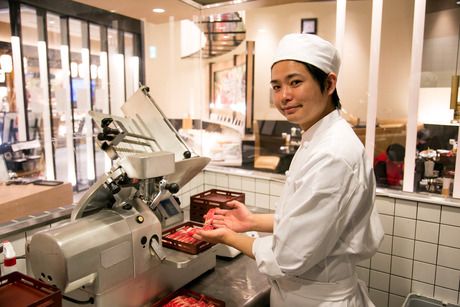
1 240 17 276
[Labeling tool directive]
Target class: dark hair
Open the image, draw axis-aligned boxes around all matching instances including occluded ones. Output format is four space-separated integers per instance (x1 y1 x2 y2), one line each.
302 62 341 109
386 143 405 162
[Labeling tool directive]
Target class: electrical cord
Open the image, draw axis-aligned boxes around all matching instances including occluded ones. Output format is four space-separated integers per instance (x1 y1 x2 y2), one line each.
62 295 95 305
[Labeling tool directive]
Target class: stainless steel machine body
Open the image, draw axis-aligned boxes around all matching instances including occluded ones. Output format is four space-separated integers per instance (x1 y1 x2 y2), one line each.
27 87 214 306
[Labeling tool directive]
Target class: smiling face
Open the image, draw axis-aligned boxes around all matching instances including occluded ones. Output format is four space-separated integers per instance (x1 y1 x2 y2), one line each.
270 60 337 131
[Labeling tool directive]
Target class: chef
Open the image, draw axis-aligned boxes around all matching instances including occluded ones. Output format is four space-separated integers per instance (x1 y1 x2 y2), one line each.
194 33 384 306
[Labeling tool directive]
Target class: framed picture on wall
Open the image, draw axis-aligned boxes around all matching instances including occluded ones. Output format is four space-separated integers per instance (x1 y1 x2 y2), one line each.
301 18 317 34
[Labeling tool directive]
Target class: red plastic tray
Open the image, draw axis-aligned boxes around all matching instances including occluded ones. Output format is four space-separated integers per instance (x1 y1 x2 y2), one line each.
190 189 245 223
162 221 214 255
0 271 61 307
152 288 225 307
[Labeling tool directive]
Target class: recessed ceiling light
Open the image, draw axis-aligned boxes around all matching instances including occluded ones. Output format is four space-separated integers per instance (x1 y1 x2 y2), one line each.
152 8 165 13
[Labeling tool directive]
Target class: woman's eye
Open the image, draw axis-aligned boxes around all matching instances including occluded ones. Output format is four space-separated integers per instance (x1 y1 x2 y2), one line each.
291 80 302 87
272 85 280 91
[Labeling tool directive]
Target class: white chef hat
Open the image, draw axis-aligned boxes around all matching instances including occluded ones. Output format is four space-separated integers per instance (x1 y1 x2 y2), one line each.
272 33 341 75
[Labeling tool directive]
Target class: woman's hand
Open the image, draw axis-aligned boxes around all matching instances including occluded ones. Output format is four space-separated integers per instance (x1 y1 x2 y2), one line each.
212 200 255 233
193 227 234 245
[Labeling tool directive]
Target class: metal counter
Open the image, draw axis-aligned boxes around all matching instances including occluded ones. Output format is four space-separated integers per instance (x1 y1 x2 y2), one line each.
186 253 271 307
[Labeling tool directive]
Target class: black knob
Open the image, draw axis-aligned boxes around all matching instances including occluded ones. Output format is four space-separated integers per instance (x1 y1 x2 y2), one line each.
103 127 120 135
183 151 191 159
101 118 113 128
165 183 180 194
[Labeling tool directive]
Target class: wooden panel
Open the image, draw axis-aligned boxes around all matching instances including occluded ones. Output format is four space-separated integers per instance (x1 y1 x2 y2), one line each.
0 182 73 223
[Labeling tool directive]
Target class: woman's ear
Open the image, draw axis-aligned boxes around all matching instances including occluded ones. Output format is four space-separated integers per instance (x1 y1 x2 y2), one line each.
326 73 337 95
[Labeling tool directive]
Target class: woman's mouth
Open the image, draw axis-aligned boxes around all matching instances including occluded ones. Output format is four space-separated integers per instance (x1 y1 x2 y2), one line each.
283 105 301 115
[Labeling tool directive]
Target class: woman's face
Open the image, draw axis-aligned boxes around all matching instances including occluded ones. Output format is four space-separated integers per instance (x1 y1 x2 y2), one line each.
270 60 336 131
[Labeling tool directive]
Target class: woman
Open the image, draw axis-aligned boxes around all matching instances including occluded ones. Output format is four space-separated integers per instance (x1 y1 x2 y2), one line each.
194 33 383 306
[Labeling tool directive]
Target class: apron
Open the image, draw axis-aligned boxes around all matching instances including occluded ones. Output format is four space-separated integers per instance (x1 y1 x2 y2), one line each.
270 273 375 307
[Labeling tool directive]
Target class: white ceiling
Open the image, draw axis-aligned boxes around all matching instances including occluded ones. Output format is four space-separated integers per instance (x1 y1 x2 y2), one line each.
71 0 317 24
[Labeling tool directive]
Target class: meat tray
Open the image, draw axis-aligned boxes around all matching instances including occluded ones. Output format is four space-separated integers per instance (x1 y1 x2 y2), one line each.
162 221 214 255
152 288 225 307
0 271 62 307
190 189 245 223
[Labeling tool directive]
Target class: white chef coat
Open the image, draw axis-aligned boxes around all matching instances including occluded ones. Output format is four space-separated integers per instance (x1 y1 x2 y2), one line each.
252 110 384 306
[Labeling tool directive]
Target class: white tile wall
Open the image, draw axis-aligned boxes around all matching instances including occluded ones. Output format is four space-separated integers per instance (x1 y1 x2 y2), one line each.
435 266 460 290
228 175 242 191
394 217 416 239
392 237 414 258
391 256 412 278
375 196 395 215
255 179 270 194
414 241 438 264
371 252 391 272
215 173 229 188
241 177 255 192
390 275 411 297
388 294 405 307
395 199 417 219
413 261 436 284
438 245 460 270
416 220 439 244
441 206 460 227
434 286 458 305
412 280 434 298
418 202 441 223
439 224 460 248
255 193 270 209
269 181 284 197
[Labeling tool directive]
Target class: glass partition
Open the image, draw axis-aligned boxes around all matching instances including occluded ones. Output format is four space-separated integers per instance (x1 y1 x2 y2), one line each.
0 3 12 145
414 0 460 197
90 23 110 179
69 18 95 190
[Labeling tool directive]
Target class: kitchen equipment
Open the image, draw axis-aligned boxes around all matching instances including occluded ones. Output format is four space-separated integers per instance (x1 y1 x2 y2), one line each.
26 86 215 306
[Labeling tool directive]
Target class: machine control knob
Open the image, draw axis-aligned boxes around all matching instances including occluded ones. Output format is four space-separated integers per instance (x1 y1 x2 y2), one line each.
136 215 144 223
101 118 113 128
165 183 180 194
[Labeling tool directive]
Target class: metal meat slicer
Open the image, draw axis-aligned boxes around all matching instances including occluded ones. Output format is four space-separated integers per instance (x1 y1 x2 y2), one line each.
26 86 215 306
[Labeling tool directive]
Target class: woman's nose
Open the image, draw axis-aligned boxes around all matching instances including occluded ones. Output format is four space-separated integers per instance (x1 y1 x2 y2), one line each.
281 86 292 102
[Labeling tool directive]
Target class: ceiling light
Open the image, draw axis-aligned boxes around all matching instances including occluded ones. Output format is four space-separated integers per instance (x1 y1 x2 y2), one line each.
152 8 165 13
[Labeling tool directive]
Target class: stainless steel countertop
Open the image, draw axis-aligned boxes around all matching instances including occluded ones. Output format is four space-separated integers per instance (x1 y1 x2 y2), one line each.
186 254 271 307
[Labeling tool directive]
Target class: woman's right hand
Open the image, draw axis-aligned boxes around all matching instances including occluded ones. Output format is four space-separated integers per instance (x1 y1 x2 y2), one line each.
212 200 254 233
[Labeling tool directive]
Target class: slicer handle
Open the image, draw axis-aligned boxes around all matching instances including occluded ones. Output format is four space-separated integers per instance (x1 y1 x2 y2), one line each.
150 236 166 261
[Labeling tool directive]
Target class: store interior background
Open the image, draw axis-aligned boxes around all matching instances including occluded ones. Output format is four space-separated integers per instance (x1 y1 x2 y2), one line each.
0 2 460 307
0 0 459 195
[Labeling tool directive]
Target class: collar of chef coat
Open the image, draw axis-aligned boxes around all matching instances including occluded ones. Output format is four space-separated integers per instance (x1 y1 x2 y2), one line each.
300 109 341 147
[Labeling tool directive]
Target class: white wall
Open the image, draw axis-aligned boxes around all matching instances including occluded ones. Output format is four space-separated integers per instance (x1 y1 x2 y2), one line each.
143 1 416 125
144 19 206 120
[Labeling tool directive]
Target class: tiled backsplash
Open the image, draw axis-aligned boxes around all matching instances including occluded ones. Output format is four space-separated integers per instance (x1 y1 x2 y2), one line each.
3 168 460 307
